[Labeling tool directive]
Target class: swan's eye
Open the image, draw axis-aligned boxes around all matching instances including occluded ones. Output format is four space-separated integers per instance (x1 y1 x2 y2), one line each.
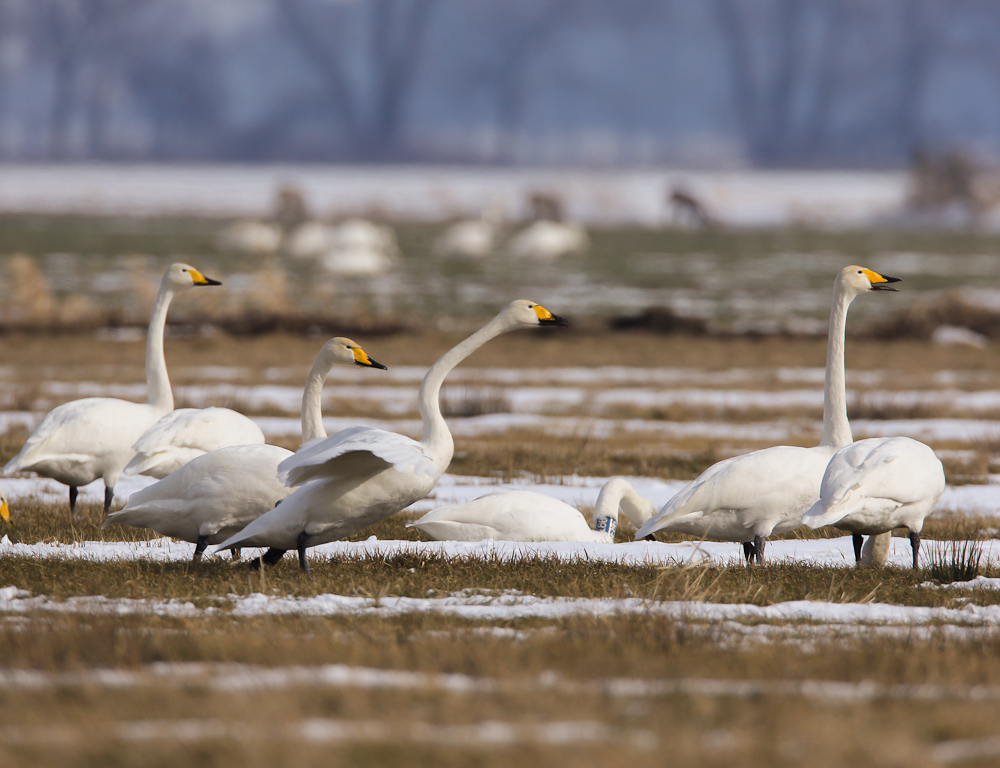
857 271 862 274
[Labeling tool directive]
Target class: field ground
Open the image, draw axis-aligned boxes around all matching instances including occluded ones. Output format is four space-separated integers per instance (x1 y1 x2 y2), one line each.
3 203 1000 766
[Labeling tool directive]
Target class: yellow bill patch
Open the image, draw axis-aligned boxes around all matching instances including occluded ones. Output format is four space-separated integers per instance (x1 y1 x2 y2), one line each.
861 268 889 284
352 347 373 365
0 500 9 522
189 268 211 285
533 305 554 321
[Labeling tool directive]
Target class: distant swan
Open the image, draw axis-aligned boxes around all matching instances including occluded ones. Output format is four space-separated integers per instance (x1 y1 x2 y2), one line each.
103 338 387 561
408 478 654 543
124 407 265 480
215 300 568 571
635 266 901 563
4 263 220 516
801 436 945 568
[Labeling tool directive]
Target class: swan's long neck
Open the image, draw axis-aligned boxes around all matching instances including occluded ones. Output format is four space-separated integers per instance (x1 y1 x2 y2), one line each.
418 314 514 468
820 282 855 449
145 283 176 413
301 353 333 443
594 478 656 533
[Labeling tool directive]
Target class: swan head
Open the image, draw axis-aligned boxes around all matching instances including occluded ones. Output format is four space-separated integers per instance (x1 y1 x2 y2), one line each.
164 262 222 290
841 266 900 295
322 337 387 370
502 299 568 328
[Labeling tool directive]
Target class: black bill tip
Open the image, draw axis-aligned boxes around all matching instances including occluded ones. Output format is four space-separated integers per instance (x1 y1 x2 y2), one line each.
872 275 901 292
199 277 223 286
539 314 569 327
357 359 388 370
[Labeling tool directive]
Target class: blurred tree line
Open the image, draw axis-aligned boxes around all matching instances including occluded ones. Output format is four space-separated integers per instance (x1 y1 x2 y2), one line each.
0 0 998 167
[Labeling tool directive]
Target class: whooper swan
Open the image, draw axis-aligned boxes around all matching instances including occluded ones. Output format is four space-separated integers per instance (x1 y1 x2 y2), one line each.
216 300 567 571
408 478 654 543
102 338 387 561
4 263 220 516
801 436 945 568
635 266 900 563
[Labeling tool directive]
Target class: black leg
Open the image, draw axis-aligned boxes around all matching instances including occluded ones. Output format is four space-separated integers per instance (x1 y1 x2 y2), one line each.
103 486 114 517
192 535 208 563
753 535 766 565
742 541 755 563
909 530 920 569
247 548 287 570
232 547 241 561
853 534 863 564
69 486 78 516
297 531 310 573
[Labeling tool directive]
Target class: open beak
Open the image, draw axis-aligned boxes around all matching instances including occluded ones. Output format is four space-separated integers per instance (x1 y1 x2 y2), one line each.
865 270 901 292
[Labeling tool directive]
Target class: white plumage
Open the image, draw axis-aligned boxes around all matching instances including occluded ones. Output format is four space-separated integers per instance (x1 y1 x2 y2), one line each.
216 300 568 570
506 221 588 259
408 478 654 543
124 407 265 479
801 436 945 568
103 337 387 561
635 266 902 563
3 263 220 515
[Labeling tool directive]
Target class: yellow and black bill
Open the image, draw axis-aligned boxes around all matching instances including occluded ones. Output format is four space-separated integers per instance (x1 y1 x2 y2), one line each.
864 269 901 292
189 268 222 286
352 347 388 370
534 304 569 326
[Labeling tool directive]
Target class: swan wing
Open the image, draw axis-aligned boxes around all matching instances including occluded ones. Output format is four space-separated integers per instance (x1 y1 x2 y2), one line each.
637 446 829 537
278 425 436 487
410 491 591 541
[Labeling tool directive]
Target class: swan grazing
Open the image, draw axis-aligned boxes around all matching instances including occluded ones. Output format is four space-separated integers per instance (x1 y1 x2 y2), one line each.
4 263 221 516
408 478 654 543
216 300 568 571
124 407 265 479
801 437 945 568
635 266 901 563
103 338 387 561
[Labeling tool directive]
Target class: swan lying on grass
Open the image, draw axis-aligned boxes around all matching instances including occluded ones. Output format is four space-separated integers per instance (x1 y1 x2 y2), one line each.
216 300 568 572
4 263 220 516
103 338 386 561
409 478 654 543
636 266 900 563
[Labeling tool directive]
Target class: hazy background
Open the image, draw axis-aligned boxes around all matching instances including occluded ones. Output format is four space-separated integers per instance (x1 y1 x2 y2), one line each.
0 0 997 168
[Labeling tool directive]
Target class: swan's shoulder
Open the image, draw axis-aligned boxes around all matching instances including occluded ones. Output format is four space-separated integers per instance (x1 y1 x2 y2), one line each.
415 491 580 526
278 425 436 486
134 407 264 452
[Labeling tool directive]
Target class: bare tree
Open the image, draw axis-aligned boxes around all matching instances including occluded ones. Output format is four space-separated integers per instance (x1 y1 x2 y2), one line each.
274 0 438 160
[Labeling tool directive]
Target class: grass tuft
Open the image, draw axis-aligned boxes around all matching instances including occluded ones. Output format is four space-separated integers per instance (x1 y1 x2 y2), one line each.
927 534 984 584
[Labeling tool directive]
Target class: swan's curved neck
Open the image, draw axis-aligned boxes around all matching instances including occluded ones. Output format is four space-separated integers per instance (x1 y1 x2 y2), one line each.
594 478 656 531
301 354 334 443
418 314 513 468
821 282 855 449
145 283 176 413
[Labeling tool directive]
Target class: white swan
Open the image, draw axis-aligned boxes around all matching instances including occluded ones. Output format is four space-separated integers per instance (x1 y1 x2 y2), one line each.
215 300 568 570
801 437 945 568
4 263 221 515
434 204 504 259
505 221 588 259
124 407 265 480
635 266 901 563
320 219 398 276
102 337 387 561
408 478 654 543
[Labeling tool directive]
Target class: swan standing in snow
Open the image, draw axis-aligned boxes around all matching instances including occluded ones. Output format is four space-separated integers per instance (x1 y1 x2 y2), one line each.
635 266 901 563
124 407 265 480
408 478 654 543
4 263 221 516
216 300 568 571
103 338 387 561
801 437 945 568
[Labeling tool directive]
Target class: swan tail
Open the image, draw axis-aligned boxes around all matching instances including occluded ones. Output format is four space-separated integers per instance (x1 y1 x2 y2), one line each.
801 495 855 529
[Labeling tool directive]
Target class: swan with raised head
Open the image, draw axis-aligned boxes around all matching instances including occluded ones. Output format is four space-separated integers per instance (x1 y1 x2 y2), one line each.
408 478 654 543
635 266 900 563
124 407 265 480
801 436 945 568
216 300 568 571
4 263 220 516
102 338 387 561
